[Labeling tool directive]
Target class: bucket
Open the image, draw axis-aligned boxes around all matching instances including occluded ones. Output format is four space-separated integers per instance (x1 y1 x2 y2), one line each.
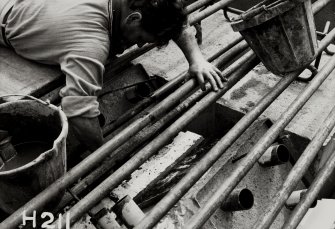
230 0 318 75
0 96 68 214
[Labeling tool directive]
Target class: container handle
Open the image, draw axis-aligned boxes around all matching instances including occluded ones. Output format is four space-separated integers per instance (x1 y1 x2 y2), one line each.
0 94 50 106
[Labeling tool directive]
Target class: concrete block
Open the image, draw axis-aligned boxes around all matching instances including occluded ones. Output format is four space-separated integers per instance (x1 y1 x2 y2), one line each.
112 131 204 200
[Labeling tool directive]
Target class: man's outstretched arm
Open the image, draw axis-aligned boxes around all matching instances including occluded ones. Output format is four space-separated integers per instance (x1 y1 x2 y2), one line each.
173 26 226 91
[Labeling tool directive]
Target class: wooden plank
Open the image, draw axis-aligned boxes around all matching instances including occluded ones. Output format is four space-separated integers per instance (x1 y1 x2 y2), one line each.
0 47 63 97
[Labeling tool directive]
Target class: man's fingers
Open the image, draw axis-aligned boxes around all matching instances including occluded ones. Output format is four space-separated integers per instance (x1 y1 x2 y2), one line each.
211 70 224 89
205 72 218 91
214 67 228 82
196 74 206 91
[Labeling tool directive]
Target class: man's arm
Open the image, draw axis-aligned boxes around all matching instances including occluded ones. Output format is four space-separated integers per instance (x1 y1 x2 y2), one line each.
173 26 226 91
60 53 105 152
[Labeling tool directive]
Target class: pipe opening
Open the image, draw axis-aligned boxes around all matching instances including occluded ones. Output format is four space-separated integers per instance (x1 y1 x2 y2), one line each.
276 144 290 163
239 189 254 210
136 83 153 98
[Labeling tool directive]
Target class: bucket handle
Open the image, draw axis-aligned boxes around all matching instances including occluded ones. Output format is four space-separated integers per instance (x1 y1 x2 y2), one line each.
0 94 50 106
235 0 306 21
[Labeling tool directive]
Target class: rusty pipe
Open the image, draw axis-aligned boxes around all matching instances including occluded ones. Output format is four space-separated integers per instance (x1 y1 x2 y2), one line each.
53 40 248 213
0 60 203 229
253 104 335 229
186 45 335 229
284 189 317 210
189 0 238 26
221 188 254 211
282 141 335 229
111 0 240 72
134 27 335 229
312 0 332 15
55 74 209 213
103 37 246 135
54 52 259 228
258 144 290 167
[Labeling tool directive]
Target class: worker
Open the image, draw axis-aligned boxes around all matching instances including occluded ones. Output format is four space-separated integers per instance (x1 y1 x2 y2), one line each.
0 0 225 152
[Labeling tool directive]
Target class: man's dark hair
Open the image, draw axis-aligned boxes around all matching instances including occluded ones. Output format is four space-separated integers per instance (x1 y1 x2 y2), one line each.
131 0 187 45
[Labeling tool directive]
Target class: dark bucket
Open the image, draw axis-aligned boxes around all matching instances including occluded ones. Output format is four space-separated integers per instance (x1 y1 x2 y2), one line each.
231 0 318 75
0 98 68 214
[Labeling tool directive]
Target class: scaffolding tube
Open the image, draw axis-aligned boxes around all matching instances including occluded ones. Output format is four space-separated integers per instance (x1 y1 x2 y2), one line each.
113 0 239 70
53 52 258 228
312 0 332 15
134 25 335 229
55 41 249 212
57 41 248 211
0 62 201 229
56 81 209 213
254 106 335 229
185 44 335 229
104 38 246 135
282 133 335 229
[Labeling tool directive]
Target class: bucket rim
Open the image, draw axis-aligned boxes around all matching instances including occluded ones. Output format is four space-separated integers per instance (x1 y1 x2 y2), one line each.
230 0 297 32
0 100 68 176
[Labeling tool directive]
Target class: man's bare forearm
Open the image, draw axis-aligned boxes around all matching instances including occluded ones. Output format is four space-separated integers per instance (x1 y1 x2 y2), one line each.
173 26 204 65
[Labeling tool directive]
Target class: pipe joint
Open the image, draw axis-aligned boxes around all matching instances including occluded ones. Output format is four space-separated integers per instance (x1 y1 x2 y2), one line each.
258 144 290 167
221 188 254 211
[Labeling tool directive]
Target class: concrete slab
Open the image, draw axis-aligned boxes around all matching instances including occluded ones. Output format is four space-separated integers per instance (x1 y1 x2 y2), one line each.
112 131 204 200
218 47 335 141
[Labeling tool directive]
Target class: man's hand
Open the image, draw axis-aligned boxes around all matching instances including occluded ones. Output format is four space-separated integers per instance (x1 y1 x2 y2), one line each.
188 57 226 91
69 116 103 152
174 26 227 92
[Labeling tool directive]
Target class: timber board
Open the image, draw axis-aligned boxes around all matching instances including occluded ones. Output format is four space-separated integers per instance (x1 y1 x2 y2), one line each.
0 46 63 97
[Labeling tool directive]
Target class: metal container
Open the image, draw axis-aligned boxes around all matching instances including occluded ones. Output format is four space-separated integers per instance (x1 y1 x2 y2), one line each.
231 0 317 74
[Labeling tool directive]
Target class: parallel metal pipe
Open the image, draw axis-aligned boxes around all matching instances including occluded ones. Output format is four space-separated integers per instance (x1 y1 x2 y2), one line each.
282 134 335 229
55 52 259 228
253 104 335 229
186 42 335 229
104 37 245 135
55 73 209 213
134 27 335 229
312 0 332 15
189 0 237 25
186 0 216 14
112 0 239 72
0 60 199 229
54 40 248 212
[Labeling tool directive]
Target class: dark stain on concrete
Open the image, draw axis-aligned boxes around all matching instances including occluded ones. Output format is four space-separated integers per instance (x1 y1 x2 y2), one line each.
247 101 255 108
230 78 272 100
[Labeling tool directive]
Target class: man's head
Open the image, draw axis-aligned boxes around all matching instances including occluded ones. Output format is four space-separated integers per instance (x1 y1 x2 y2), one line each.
120 0 187 47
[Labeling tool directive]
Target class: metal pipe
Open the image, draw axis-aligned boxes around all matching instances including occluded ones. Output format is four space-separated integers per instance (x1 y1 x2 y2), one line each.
182 2 335 227
221 188 254 211
282 136 335 229
253 104 335 229
0 63 200 229
312 0 332 15
189 0 238 26
134 27 335 229
284 189 317 210
55 75 209 213
186 0 216 14
185 44 335 229
103 37 245 135
54 52 259 228
53 40 248 212
109 0 239 74
258 144 290 167
112 195 145 228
